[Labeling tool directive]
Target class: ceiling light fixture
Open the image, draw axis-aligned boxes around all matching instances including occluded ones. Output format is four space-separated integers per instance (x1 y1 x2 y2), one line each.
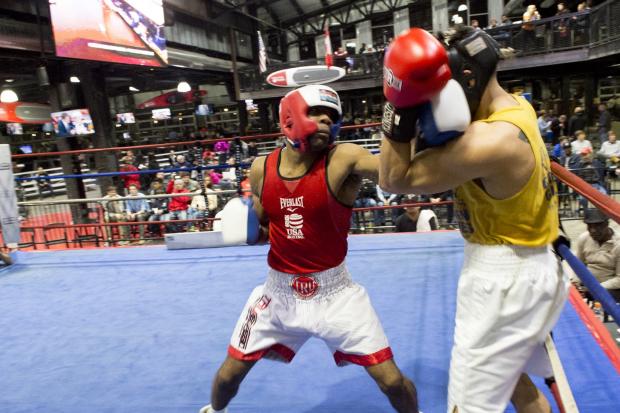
458 4 468 12
70 76 80 83
129 86 140 92
0 89 18 103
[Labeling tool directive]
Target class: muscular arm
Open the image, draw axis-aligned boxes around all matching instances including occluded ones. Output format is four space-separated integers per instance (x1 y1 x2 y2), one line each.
346 143 379 182
379 122 515 194
249 156 270 243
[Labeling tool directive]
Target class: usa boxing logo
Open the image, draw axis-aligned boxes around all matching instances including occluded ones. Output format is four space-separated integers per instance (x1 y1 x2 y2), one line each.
281 196 305 239
384 67 402 91
290 275 319 299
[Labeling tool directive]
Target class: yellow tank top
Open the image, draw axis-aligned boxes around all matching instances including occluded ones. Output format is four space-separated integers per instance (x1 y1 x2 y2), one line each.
454 95 558 246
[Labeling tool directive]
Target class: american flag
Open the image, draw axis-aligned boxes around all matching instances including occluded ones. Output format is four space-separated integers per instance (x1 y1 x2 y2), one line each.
257 31 268 73
324 24 333 67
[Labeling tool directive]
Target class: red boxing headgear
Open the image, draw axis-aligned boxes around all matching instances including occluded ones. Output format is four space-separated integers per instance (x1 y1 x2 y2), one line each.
279 84 342 152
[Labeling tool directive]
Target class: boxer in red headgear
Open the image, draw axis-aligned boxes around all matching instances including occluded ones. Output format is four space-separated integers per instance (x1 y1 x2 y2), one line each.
200 85 420 413
380 26 568 413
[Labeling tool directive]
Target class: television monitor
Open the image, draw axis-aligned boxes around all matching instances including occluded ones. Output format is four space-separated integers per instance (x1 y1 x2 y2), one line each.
48 0 167 67
50 109 95 137
19 145 33 154
116 112 135 124
152 108 171 120
195 104 213 116
7 123 23 135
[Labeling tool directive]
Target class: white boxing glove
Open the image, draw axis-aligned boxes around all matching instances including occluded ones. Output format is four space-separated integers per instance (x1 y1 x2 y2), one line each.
418 79 471 147
220 197 260 246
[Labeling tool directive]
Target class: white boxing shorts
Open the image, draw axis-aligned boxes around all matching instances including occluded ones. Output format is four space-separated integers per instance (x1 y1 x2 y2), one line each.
227 262 393 366
447 242 570 413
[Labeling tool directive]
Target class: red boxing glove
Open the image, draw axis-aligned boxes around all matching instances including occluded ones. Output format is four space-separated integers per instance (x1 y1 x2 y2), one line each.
383 28 451 108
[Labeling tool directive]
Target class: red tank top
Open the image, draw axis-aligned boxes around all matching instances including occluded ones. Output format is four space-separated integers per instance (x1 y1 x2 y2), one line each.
262 147 352 274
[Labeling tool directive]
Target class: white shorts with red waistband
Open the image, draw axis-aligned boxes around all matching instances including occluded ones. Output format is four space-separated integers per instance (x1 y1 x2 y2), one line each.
227 261 393 366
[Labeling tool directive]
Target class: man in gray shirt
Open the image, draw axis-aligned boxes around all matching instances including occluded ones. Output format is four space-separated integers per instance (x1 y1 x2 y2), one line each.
598 131 619 166
575 208 620 303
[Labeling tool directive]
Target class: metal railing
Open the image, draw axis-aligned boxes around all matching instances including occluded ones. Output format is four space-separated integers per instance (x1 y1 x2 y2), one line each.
239 1 620 94
486 2 619 56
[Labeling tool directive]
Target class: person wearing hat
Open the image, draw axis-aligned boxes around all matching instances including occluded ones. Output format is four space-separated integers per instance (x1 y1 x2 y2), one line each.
558 140 580 170
575 208 620 303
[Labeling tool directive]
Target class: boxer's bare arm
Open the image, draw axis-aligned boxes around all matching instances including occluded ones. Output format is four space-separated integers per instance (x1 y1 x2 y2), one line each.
249 156 270 241
380 121 531 196
333 143 378 181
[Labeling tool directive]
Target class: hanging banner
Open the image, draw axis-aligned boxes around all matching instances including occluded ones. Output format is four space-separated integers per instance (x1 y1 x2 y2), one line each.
0 144 20 248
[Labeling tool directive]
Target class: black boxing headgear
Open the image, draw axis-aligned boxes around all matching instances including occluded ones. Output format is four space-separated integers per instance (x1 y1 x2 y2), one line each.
443 27 501 118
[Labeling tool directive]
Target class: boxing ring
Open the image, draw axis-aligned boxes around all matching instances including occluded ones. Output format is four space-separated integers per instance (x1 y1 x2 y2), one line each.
1 231 619 413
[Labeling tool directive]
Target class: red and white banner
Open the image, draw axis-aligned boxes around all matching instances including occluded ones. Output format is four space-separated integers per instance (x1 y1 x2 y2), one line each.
257 30 268 74
324 24 333 67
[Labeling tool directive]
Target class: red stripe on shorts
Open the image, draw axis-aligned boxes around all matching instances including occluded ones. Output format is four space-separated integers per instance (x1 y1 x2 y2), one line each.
228 344 296 363
333 347 394 366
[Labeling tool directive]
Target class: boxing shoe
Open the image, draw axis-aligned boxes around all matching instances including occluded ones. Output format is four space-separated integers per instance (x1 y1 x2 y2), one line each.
199 404 228 413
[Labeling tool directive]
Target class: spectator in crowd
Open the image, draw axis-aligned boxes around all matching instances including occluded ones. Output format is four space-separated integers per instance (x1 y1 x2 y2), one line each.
576 147 607 212
376 185 400 230
361 44 376 74
559 141 581 170
537 110 553 142
353 180 381 232
575 208 620 303
102 186 130 245
247 140 259 162
430 190 455 227
181 171 199 192
551 114 568 141
568 107 587 137
35 166 53 198
187 190 207 232
334 46 350 72
173 154 192 169
487 19 498 29
500 15 512 26
521 4 541 49
358 43 367 54
125 184 150 244
571 130 592 154
214 140 231 165
597 103 612 145
166 178 191 232
147 180 168 238
395 195 438 233
167 150 177 165
119 156 141 192
471 19 481 30
598 130 620 165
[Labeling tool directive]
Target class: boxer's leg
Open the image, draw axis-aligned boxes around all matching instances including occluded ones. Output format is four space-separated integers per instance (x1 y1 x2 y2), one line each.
210 356 256 410
366 359 419 413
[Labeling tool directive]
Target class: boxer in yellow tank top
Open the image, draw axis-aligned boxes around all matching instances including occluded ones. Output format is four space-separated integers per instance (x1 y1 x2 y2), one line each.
380 26 569 413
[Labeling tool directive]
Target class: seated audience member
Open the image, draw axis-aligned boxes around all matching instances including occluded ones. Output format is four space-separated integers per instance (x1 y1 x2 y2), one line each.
430 191 455 227
102 186 130 245
353 180 381 232
125 184 150 244
173 154 192 169
571 130 592 155
246 141 259 163
181 171 199 192
598 131 620 166
376 185 400 228
167 179 191 232
575 208 620 303
119 157 141 192
559 141 581 170
186 174 218 231
576 147 607 213
395 195 438 233
35 166 54 198
147 180 168 237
